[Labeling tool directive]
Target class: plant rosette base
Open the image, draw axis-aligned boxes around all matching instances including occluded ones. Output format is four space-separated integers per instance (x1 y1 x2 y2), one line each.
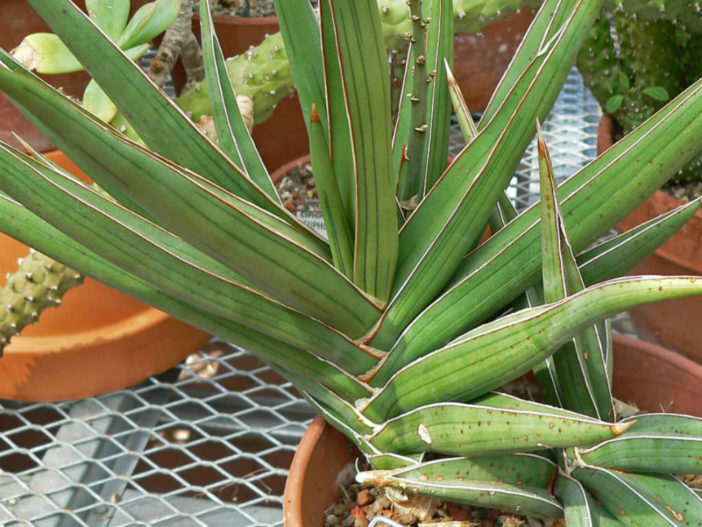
600 114 702 361
283 334 702 527
0 151 211 402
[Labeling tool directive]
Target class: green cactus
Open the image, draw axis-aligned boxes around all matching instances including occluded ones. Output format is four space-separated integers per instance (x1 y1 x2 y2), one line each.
577 2 702 184
175 0 542 124
0 250 83 353
176 31 293 123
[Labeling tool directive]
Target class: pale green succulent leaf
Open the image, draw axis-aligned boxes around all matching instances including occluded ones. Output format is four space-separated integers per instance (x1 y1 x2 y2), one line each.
419 0 453 195
308 106 354 277
554 475 601 527
11 33 83 74
0 190 372 401
319 0 355 227
24 0 294 217
367 277 702 415
578 198 702 285
389 77 702 363
273 0 325 127
578 414 702 474
0 144 380 372
366 400 629 457
198 0 279 201
575 467 702 526
481 0 577 124
87 0 130 40
0 51 325 244
117 0 180 49
326 0 398 303
82 78 118 122
445 60 477 141
537 127 613 421
373 0 605 347
366 452 558 490
358 458 562 519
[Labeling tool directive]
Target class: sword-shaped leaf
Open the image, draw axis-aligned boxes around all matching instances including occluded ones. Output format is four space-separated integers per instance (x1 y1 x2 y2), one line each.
308 104 354 276
578 199 702 285
372 0 604 346
324 0 398 303
366 401 631 456
358 456 561 519
575 467 702 526
319 0 354 226
419 0 453 195
538 123 613 420
365 277 702 418
24 0 285 214
556 475 600 527
198 0 278 200
0 193 373 403
386 77 702 362
0 144 381 368
578 414 702 474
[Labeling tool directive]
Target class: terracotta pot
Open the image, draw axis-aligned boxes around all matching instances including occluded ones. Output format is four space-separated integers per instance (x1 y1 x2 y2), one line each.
283 334 702 526
454 10 535 112
0 151 211 402
600 114 702 361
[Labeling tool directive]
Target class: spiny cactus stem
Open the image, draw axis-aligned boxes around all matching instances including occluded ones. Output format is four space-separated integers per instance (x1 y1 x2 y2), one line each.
397 0 430 205
0 250 84 356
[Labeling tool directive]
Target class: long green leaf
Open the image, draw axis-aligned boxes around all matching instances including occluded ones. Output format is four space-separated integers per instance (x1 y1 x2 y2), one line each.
319 0 355 227
198 0 278 200
538 124 613 420
578 414 702 474
326 0 398 303
555 475 604 527
24 0 287 216
0 193 371 402
0 145 380 368
308 104 354 276
387 77 702 361
578 198 702 285
366 276 702 416
372 0 604 346
358 457 562 519
419 0 453 195
575 467 702 526
366 401 630 456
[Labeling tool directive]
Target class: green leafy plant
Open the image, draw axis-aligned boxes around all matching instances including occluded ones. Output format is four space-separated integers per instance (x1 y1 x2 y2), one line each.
576 0 702 184
11 0 180 122
0 0 702 525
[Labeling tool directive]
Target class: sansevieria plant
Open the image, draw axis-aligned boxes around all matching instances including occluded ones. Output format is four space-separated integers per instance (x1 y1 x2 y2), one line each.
1 0 702 524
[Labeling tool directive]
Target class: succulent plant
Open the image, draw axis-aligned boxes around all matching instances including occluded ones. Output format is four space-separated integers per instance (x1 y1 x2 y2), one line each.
576 0 702 184
11 0 180 122
1 1 702 525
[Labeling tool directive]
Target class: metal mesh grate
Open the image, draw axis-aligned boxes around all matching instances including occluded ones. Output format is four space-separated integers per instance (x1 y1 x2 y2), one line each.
1 68 604 526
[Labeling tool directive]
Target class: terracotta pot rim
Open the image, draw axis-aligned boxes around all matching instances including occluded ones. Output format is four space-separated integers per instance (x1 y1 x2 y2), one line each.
283 415 326 525
270 154 311 185
4 308 170 353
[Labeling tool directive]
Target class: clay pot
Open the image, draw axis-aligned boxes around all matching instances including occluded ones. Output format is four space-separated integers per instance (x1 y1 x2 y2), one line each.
600 114 702 361
0 151 211 402
283 334 702 526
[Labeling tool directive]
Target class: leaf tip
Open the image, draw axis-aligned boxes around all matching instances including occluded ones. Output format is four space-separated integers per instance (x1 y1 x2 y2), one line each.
611 419 636 436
